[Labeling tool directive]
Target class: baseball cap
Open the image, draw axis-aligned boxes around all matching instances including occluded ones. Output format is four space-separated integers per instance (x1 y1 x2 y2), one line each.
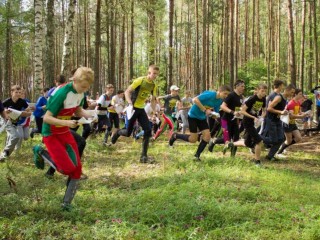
170 85 180 91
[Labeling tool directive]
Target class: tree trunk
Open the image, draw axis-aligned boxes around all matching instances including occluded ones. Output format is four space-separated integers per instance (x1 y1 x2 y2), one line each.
168 0 174 88
308 2 313 90
61 0 77 75
34 0 44 98
251 0 255 59
312 1 319 85
244 0 249 63
201 0 207 91
94 0 101 94
287 0 296 85
194 0 200 93
229 0 235 87
45 0 55 88
129 0 134 81
299 0 306 91
118 16 126 89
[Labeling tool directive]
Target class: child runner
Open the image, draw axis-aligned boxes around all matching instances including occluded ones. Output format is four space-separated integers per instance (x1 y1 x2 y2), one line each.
33 67 94 210
96 84 114 144
111 65 159 163
105 90 125 146
240 83 267 166
169 85 231 161
153 85 181 140
0 85 31 161
276 89 308 157
220 80 245 157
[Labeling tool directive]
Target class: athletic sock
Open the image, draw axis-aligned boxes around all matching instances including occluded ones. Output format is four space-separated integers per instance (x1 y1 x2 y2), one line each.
176 133 190 142
195 140 208 157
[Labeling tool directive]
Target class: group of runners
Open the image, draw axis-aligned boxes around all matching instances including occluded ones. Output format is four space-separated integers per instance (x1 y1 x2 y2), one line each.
0 64 318 210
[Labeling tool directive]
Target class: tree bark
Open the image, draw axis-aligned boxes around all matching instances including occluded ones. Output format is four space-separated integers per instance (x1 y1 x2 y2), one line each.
94 0 101 94
34 0 44 98
168 0 174 88
287 0 296 85
299 0 306 91
61 0 77 75
45 0 55 88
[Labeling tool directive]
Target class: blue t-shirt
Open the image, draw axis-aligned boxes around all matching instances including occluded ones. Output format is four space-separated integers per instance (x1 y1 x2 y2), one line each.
188 91 222 120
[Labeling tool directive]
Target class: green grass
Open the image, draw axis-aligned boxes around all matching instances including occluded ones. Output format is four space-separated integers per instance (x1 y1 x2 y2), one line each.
1 132 320 239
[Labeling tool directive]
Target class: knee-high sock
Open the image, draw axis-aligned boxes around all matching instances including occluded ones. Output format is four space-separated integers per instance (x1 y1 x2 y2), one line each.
142 137 150 157
176 133 190 142
63 178 79 205
195 140 208 157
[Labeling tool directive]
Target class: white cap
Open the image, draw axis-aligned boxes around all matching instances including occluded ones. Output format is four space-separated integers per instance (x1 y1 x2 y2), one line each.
170 85 180 91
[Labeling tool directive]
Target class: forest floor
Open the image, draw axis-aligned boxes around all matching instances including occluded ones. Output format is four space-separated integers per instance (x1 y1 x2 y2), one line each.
1 127 320 239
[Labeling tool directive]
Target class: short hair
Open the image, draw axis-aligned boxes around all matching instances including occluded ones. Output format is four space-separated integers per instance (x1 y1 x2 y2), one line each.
56 75 66 84
234 79 245 88
285 83 296 90
257 83 268 90
219 85 232 92
11 85 21 91
148 64 160 71
73 67 94 84
117 90 124 94
294 89 302 96
43 87 50 92
273 79 284 88
105 84 114 89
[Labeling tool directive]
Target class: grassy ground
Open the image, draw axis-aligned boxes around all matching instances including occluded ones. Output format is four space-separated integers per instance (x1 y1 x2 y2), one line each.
1 131 320 240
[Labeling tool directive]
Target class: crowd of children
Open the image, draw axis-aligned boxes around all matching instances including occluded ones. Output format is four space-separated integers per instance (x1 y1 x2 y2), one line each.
0 64 319 211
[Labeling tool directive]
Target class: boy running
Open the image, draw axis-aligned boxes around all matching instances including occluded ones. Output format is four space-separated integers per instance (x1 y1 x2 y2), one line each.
33 67 94 210
240 83 267 166
153 85 181 140
277 89 307 156
111 65 159 163
0 85 31 161
169 85 231 161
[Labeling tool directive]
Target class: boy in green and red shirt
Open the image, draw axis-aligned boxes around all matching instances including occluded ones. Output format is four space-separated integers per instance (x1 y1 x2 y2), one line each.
33 67 94 210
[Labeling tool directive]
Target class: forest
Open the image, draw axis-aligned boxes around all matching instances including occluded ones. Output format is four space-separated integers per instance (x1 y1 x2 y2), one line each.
0 0 319 99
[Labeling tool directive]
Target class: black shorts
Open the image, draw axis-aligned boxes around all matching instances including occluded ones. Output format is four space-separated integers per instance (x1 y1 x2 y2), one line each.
284 124 298 133
243 124 263 148
109 112 120 128
188 116 209 133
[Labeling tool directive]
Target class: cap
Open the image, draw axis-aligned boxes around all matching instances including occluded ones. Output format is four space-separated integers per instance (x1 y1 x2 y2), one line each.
170 85 180 91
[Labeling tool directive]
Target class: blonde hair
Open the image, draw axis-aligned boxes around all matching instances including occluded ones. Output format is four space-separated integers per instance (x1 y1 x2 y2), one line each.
73 67 94 84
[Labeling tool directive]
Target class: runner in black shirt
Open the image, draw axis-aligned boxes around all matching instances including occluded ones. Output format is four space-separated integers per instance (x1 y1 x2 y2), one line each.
241 83 267 166
220 79 245 157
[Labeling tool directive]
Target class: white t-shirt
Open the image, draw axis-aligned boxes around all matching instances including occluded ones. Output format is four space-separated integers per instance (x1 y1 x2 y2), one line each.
144 102 160 118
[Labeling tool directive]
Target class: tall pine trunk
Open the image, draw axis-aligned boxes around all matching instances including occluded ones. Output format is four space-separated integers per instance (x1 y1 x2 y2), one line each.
45 0 55 88
299 0 306 91
61 0 77 75
94 0 101 94
34 0 44 98
287 0 296 85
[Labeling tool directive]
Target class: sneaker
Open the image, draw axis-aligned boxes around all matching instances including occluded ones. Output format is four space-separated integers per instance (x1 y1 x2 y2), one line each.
33 145 45 169
194 154 201 162
208 139 215 152
275 153 286 159
223 142 233 155
140 156 156 164
169 133 177 147
254 160 262 167
0 151 8 162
